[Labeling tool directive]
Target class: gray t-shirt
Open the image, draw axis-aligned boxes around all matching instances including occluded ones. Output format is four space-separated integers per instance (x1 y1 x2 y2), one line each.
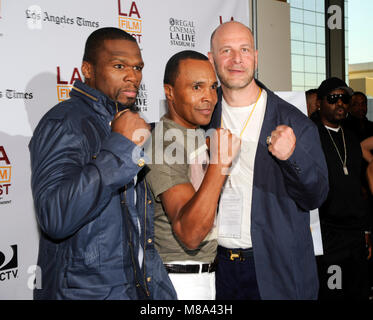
145 116 217 263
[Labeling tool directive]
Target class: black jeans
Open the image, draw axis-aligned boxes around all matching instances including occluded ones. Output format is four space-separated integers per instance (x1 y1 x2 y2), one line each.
215 246 261 300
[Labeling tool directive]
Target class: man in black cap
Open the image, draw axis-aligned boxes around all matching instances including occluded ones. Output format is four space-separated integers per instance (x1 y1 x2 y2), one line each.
312 77 372 300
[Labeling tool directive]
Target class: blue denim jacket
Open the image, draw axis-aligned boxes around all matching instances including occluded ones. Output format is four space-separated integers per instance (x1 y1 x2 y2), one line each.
29 80 176 300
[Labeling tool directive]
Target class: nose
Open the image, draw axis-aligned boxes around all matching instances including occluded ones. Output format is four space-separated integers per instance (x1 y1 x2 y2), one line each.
231 50 242 64
203 87 217 105
123 66 138 83
336 97 345 106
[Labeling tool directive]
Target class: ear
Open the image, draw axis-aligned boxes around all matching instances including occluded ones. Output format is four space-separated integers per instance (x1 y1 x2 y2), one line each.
164 84 174 101
208 52 216 72
254 49 258 71
81 61 93 80
316 98 321 110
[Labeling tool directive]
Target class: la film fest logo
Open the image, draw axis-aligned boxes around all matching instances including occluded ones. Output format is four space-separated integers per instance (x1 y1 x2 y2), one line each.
25 5 99 30
56 66 82 102
118 0 142 44
0 146 12 205
0 245 18 282
169 18 196 48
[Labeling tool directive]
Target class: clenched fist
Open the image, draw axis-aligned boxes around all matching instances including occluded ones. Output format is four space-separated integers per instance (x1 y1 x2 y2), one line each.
267 125 296 160
209 128 241 174
111 109 151 146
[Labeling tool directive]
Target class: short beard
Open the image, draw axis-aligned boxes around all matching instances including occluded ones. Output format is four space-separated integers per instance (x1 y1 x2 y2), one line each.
219 77 251 90
322 111 345 126
115 92 139 112
122 102 139 112
214 61 253 90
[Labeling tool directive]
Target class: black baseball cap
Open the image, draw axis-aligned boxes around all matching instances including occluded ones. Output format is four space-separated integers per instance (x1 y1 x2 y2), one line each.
317 77 353 99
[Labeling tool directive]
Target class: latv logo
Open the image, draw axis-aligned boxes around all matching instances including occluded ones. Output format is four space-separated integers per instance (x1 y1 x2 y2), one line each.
0 245 18 281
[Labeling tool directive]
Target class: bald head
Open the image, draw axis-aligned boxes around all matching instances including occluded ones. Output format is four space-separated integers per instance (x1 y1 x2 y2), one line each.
210 21 254 52
208 21 258 94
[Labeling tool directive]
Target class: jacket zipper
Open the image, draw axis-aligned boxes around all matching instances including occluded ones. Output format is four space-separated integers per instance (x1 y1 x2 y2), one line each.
143 180 150 297
122 187 142 296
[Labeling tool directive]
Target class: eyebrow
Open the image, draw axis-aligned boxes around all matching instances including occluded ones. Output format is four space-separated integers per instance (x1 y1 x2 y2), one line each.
220 44 253 49
192 81 218 86
109 56 144 66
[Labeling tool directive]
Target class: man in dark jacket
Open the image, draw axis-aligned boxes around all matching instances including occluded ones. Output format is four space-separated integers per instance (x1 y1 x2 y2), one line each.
312 77 372 300
344 91 373 142
29 27 176 300
206 21 329 299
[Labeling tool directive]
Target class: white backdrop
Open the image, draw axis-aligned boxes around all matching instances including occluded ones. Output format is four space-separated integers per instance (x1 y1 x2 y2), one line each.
0 0 250 299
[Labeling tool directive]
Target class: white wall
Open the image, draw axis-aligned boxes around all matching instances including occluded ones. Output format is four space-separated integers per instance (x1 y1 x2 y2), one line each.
257 0 292 91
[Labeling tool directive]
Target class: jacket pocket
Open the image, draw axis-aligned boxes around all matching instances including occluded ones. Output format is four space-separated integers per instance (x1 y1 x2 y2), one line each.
65 263 127 289
60 283 135 300
70 241 100 270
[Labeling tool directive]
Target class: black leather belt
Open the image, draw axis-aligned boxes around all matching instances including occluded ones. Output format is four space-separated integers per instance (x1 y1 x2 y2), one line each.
217 246 253 261
164 261 217 274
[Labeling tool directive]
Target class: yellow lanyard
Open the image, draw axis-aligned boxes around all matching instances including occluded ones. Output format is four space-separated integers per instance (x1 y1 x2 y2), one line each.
221 88 262 138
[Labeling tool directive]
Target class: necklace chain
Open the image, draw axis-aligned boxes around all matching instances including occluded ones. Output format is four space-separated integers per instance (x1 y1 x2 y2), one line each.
221 88 262 138
326 126 348 175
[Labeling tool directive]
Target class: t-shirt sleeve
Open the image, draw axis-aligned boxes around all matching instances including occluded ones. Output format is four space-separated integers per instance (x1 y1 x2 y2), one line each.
146 162 189 202
146 126 190 201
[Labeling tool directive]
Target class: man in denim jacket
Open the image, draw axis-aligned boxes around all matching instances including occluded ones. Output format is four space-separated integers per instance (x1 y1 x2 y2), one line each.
29 27 176 300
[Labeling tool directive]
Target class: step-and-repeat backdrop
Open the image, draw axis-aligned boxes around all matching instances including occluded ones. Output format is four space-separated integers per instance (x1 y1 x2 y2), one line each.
0 0 250 299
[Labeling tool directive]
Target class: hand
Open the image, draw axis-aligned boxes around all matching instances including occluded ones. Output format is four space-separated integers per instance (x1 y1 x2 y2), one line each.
268 125 296 161
111 109 151 146
209 128 241 174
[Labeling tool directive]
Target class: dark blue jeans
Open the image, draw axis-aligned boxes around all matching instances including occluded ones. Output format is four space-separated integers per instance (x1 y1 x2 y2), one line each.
215 246 261 300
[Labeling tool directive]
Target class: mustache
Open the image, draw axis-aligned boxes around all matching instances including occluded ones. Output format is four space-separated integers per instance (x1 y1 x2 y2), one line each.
335 106 346 112
114 87 139 112
197 101 213 110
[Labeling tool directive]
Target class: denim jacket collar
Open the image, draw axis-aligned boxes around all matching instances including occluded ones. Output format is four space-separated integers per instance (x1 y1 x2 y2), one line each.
70 80 129 121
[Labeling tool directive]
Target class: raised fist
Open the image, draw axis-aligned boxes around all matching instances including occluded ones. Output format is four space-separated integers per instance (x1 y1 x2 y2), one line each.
209 128 241 174
111 109 151 146
267 125 296 161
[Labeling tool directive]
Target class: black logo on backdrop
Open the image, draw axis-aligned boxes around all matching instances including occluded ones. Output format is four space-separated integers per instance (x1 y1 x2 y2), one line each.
25 5 99 29
169 17 196 48
135 83 148 112
0 245 18 281
0 245 17 270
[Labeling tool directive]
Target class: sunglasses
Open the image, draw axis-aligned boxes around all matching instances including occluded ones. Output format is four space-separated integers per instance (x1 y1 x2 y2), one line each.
326 93 350 104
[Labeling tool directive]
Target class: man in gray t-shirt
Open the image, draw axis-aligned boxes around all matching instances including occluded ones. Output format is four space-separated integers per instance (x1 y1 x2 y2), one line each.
148 117 217 264
145 50 240 300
